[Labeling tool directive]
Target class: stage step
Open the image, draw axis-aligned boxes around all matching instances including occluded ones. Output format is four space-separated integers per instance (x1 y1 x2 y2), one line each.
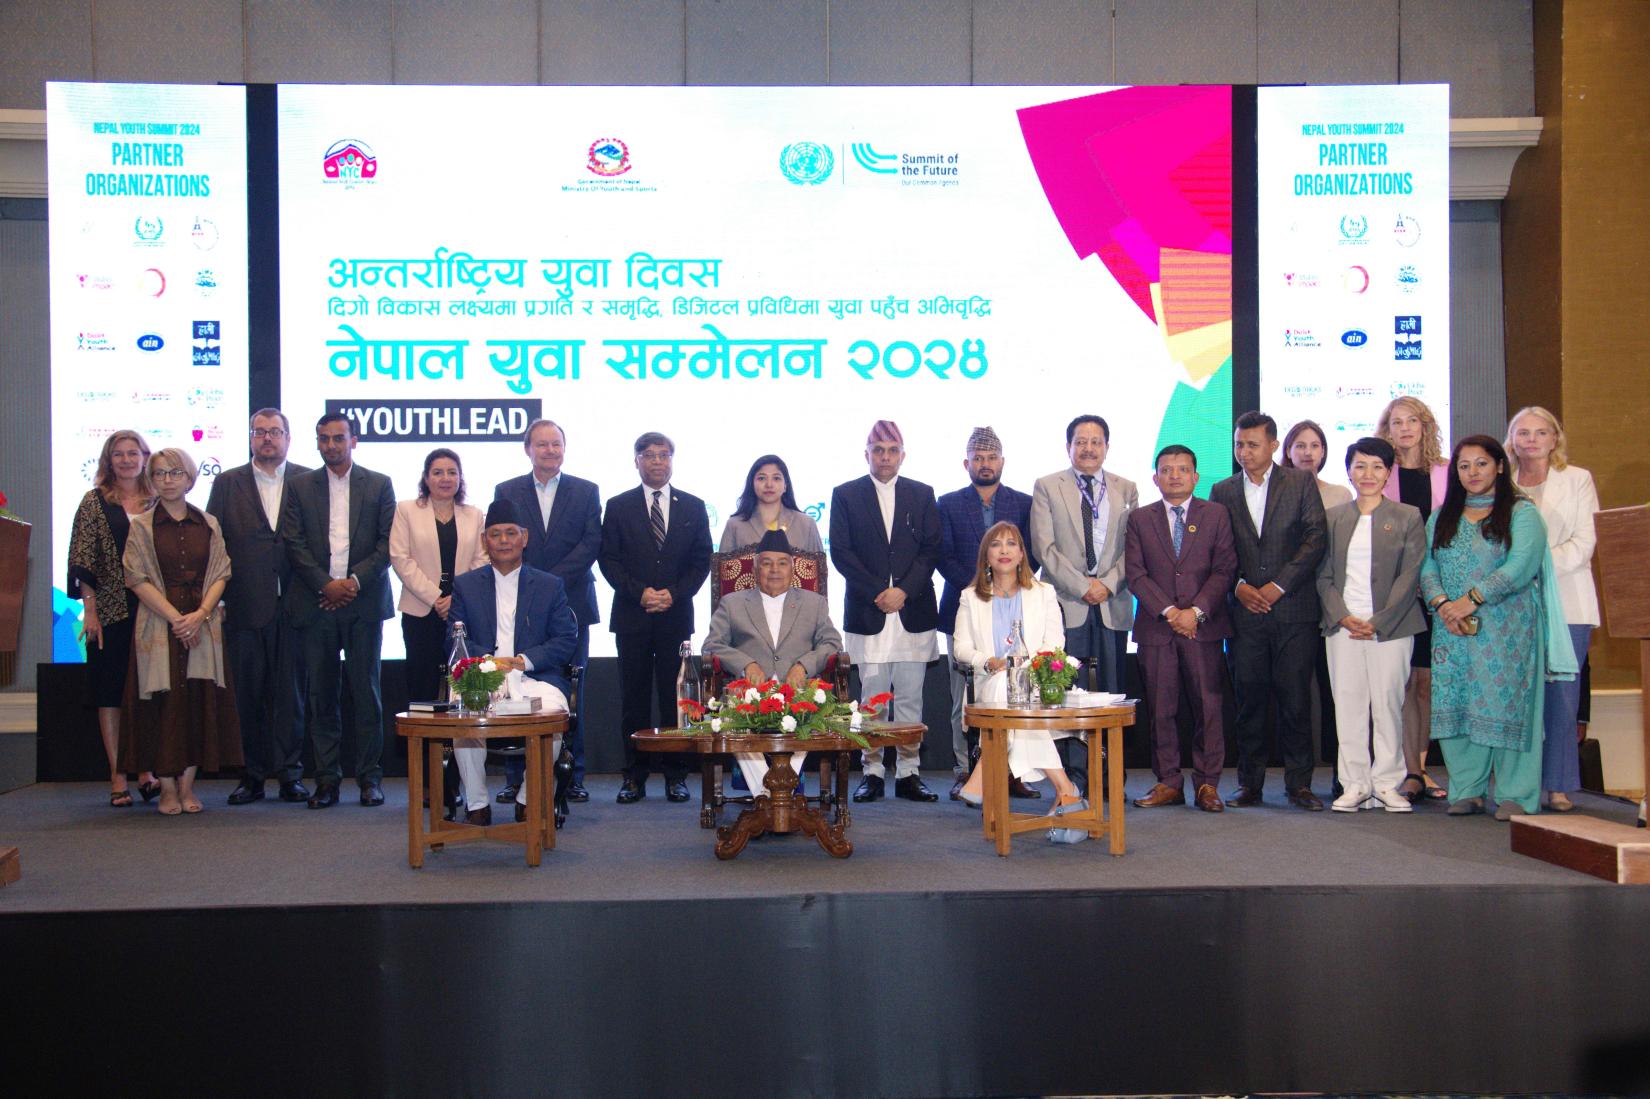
1510 814 1650 883
0 693 36 793
0 846 18 886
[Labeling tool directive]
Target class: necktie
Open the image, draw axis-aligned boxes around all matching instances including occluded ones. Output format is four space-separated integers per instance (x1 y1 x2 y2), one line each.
649 489 666 549
1171 504 1186 557
1079 474 1096 572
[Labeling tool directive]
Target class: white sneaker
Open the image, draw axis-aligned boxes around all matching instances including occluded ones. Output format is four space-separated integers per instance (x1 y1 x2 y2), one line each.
1331 786 1370 813
1372 788 1414 813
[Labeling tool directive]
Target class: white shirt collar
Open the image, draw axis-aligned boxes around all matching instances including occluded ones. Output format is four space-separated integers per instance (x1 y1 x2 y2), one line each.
327 464 351 484
254 461 286 484
534 471 560 492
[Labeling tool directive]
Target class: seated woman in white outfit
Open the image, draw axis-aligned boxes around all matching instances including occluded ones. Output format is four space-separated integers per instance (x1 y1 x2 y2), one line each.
953 521 1084 814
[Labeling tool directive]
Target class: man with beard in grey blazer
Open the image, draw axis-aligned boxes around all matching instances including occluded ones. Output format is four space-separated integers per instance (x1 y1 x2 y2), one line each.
703 529 843 793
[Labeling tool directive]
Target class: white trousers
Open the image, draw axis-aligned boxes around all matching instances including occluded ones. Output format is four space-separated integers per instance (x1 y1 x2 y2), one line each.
455 675 568 810
1325 630 1413 795
859 661 927 778
735 751 808 794
972 668 1071 780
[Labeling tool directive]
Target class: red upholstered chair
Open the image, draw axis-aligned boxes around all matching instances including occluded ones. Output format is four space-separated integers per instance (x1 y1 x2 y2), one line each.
697 543 846 828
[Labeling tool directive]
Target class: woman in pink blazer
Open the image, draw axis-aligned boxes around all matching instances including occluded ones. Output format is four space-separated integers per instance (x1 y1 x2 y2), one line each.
1377 396 1451 803
390 448 488 701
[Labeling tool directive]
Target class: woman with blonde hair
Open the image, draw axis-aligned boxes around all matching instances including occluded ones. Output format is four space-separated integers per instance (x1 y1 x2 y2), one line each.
1506 406 1600 812
66 430 160 807
951 522 1087 840
121 448 242 815
1377 395 1450 803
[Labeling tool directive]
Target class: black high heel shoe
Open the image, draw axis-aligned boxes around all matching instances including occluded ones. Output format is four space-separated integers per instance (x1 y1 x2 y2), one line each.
137 780 162 803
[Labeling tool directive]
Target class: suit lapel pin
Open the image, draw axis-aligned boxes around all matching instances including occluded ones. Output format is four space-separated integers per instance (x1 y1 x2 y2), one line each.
1383 522 1393 531
1186 524 1197 534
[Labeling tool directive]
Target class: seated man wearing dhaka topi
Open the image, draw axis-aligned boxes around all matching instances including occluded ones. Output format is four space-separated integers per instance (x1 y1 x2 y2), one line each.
446 499 578 825
703 529 844 794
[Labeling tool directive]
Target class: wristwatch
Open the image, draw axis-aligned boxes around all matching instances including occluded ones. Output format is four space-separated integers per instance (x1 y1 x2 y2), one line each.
1193 607 1208 624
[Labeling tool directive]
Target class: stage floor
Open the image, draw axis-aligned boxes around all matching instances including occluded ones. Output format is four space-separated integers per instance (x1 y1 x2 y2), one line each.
0 767 1635 913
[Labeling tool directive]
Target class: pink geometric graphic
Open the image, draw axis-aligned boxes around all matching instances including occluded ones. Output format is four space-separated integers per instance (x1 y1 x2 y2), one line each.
1018 86 1233 323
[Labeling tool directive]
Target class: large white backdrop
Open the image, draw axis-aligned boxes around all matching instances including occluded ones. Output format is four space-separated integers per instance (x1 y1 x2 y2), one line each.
276 85 1184 658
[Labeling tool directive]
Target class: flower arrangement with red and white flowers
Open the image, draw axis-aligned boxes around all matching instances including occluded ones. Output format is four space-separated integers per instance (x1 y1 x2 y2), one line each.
0 489 15 519
679 678 891 748
1028 649 1080 700
450 655 505 698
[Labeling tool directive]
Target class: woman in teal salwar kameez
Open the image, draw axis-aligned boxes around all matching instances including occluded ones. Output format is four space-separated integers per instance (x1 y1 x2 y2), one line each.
1419 436 1576 820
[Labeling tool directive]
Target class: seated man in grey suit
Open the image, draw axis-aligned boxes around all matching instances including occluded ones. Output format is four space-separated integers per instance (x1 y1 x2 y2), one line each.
703 529 843 794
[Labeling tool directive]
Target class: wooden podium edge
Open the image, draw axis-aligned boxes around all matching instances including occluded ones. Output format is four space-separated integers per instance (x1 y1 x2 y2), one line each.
0 845 18 886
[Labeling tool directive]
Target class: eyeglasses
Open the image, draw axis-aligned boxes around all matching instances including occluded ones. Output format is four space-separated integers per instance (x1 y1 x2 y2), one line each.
152 468 190 481
251 428 287 439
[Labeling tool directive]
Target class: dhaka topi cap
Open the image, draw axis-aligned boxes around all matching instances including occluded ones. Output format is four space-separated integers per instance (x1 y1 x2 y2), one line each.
756 529 793 555
967 426 1003 454
484 498 524 530
867 420 904 446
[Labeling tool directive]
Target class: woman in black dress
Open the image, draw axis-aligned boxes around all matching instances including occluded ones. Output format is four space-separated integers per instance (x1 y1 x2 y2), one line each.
67 430 159 806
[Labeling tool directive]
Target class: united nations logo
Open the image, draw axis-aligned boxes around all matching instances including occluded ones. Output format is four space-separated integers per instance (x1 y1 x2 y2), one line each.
587 138 630 177
780 142 834 185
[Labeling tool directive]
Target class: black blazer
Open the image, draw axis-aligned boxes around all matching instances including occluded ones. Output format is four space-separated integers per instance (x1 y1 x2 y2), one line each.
280 462 396 626
828 474 942 637
492 472 603 629
598 484 712 635
1208 463 1327 626
206 460 312 630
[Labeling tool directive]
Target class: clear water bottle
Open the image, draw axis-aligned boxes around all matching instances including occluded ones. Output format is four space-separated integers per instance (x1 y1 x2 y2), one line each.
446 621 471 709
676 641 702 723
1005 619 1031 705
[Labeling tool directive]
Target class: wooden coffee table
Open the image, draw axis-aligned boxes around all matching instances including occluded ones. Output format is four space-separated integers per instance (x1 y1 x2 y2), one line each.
396 710 569 868
632 722 925 859
964 701 1136 856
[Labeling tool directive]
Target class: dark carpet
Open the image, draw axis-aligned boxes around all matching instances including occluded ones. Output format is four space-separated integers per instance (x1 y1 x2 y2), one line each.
0 768 1633 913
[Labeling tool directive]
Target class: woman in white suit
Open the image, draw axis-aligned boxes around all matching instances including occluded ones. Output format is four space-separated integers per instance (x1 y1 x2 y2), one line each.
390 448 489 702
1507 407 1600 812
952 522 1085 819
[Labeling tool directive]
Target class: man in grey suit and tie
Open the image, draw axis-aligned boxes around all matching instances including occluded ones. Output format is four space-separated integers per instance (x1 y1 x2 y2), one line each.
281 412 396 809
207 407 310 806
703 529 843 792
1031 414 1138 693
1209 411 1329 810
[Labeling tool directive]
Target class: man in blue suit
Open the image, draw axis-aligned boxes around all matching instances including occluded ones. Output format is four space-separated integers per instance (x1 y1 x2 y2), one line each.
446 498 578 825
935 425 1037 801
491 418 601 803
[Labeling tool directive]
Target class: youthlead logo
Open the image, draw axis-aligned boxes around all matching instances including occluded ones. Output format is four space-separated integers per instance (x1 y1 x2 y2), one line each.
323 140 378 185
779 141 834 185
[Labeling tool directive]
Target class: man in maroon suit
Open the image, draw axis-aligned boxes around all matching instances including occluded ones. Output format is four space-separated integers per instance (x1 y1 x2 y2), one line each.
1123 445 1237 813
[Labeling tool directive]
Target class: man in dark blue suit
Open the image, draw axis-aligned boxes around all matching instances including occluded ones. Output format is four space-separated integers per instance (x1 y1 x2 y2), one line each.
446 498 578 824
830 420 943 803
280 412 395 809
935 425 1037 801
598 431 712 804
491 419 602 803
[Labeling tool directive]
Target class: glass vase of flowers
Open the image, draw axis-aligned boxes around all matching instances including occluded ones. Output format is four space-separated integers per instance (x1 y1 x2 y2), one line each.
450 655 505 715
678 677 891 749
1029 649 1080 705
